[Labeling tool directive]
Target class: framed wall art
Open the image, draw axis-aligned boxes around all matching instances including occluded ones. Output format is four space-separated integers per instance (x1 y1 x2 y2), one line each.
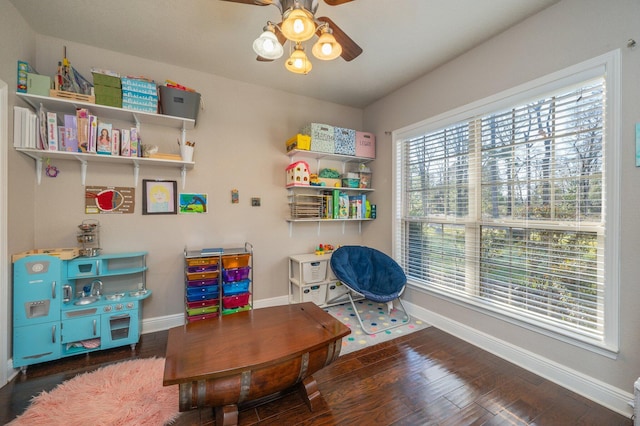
142 179 177 215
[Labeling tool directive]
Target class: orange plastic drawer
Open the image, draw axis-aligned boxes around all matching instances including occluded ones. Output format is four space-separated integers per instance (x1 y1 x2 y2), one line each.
221 254 250 269
186 257 219 267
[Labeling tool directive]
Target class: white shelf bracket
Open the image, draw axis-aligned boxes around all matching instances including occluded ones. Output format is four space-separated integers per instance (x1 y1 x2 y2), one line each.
342 221 346 234
317 221 321 236
181 166 187 189
180 127 187 145
289 222 293 238
132 113 141 130
35 157 43 185
133 163 140 187
80 160 87 186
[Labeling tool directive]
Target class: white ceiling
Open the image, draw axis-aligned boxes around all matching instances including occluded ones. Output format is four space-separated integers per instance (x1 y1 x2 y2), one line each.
10 0 559 109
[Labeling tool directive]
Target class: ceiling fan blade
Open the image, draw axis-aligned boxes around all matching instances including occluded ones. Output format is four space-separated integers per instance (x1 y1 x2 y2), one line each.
219 0 271 5
316 16 362 62
324 0 355 5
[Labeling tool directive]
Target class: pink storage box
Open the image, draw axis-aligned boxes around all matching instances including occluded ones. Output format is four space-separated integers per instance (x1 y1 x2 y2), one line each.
222 292 251 309
355 131 376 158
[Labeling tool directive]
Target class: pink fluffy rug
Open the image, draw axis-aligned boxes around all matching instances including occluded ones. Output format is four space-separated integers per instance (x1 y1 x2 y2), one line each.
8 357 180 426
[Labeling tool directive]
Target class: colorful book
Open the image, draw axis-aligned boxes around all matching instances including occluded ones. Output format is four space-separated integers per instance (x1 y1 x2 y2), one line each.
76 108 89 152
130 128 138 157
88 115 98 153
120 129 131 157
97 122 112 155
46 112 58 151
64 114 78 152
111 129 120 156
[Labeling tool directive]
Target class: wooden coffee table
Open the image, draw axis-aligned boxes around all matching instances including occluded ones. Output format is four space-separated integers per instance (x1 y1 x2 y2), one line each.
163 302 350 426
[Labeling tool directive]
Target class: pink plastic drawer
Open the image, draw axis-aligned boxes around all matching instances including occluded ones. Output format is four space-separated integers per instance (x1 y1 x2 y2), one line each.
222 292 251 309
186 312 219 323
186 298 219 309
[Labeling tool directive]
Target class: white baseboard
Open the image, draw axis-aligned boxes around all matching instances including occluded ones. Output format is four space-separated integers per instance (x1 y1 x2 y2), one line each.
140 295 289 335
403 301 634 419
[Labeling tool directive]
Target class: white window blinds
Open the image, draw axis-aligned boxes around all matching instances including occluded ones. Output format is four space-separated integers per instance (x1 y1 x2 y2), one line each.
395 52 619 350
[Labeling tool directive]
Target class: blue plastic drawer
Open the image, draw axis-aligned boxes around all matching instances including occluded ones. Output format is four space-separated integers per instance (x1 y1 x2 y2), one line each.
186 285 218 297
223 280 250 296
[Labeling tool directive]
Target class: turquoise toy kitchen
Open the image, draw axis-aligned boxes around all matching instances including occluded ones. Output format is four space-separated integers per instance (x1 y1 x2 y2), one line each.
12 251 151 371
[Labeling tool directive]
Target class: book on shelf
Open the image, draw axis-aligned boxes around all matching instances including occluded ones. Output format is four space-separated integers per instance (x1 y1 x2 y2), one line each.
46 112 58 151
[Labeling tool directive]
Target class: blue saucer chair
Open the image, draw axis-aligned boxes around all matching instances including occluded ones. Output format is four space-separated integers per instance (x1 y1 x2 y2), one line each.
329 245 410 335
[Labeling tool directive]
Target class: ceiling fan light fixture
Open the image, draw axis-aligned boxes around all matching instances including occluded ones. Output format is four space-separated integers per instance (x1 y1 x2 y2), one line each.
280 7 316 42
252 24 284 59
312 28 342 60
285 44 313 74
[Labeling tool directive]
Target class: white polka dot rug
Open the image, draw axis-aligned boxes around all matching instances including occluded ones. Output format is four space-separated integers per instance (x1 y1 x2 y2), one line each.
324 300 429 356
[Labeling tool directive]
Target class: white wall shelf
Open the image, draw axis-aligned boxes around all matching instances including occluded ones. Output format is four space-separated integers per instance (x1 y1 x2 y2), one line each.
15 92 196 188
16 147 194 187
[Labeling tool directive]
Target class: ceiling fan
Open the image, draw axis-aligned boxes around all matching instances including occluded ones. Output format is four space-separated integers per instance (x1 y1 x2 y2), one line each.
221 0 363 74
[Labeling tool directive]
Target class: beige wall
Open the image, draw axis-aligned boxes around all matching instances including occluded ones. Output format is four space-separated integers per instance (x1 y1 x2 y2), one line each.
1 1 366 322
363 0 640 403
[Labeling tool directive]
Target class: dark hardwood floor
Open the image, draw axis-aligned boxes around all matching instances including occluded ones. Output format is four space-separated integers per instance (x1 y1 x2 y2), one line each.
0 326 632 425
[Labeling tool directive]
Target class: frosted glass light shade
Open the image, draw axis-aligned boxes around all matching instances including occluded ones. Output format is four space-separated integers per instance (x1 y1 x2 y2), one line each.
280 8 315 42
285 46 312 74
312 31 342 60
253 30 284 60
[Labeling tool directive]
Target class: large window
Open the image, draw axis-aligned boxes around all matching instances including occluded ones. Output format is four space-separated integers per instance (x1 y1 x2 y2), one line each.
394 52 619 352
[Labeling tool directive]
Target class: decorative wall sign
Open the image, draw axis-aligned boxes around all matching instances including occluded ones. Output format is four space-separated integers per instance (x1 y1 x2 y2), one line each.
85 186 135 214
142 180 177 215
179 193 208 214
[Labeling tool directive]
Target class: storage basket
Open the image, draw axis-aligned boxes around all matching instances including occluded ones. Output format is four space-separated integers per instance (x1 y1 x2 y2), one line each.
292 284 326 305
292 260 328 283
223 280 250 296
222 292 251 309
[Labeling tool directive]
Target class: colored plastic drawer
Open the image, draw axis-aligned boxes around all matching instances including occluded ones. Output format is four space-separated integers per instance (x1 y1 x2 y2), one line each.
186 285 218 297
221 254 250 269
222 305 252 316
187 278 218 287
222 292 251 309
186 257 219 267
222 266 250 283
186 293 218 302
186 298 218 309
187 264 219 274
223 280 250 296
187 312 219 322
186 305 219 316
186 271 218 281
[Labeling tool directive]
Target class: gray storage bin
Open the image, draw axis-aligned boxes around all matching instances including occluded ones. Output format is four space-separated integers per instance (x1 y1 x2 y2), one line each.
159 86 200 121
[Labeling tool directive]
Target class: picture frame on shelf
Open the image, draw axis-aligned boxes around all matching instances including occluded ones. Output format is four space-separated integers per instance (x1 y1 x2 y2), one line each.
142 179 177 215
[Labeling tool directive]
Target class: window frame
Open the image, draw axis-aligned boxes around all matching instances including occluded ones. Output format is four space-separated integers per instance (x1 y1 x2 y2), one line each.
392 50 621 355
